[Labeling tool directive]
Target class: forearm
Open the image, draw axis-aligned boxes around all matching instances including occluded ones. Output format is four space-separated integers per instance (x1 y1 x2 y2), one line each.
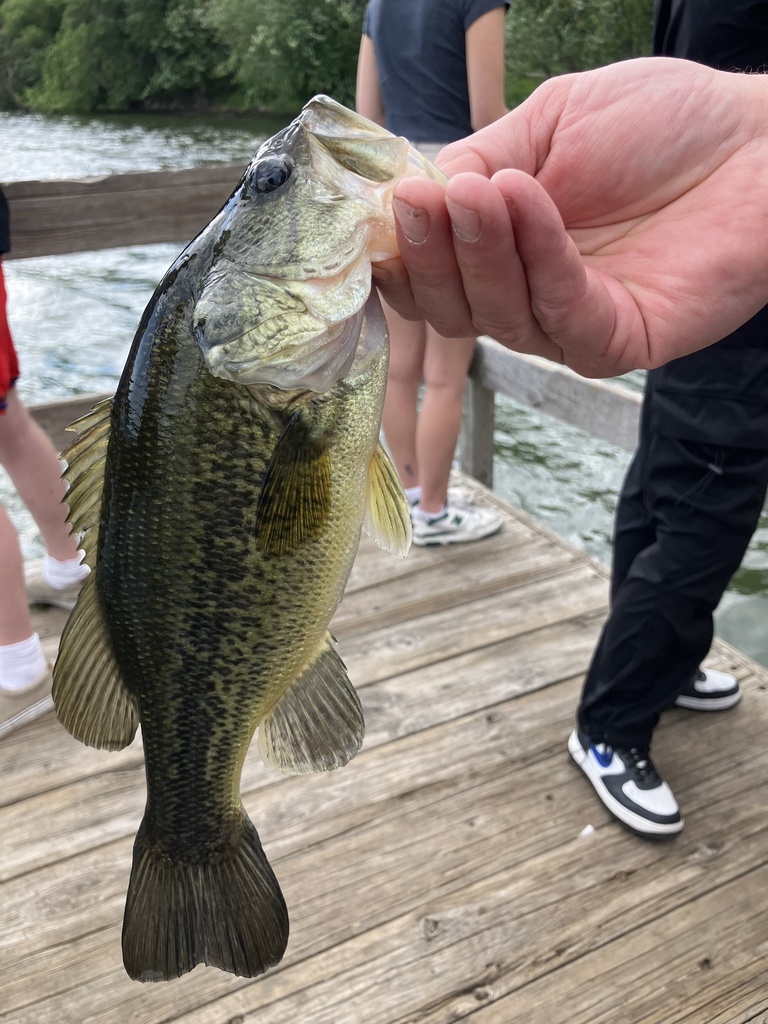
466 7 508 132
355 35 386 127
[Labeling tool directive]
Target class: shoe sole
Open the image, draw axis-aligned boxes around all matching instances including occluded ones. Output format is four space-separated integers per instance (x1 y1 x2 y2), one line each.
567 730 684 838
28 597 78 611
411 522 503 547
0 695 55 739
674 691 742 711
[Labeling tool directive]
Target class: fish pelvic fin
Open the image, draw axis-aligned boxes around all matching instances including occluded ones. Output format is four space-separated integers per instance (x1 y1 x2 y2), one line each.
362 442 412 556
52 572 139 750
60 396 113 569
259 634 364 775
122 813 288 982
255 412 331 556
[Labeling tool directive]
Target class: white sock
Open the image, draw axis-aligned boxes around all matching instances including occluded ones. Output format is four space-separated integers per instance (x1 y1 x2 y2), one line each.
412 503 447 522
0 633 49 693
405 486 421 505
44 552 90 590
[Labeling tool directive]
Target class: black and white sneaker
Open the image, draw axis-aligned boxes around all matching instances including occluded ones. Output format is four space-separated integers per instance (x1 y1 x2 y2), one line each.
674 668 741 711
568 729 683 837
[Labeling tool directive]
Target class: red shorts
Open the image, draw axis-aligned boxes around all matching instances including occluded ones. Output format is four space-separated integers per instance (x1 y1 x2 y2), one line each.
0 260 20 413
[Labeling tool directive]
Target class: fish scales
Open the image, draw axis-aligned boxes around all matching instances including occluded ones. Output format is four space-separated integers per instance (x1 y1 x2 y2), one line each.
52 95 445 983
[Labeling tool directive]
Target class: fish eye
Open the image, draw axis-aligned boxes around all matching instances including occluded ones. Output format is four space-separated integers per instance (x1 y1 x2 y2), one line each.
251 155 294 194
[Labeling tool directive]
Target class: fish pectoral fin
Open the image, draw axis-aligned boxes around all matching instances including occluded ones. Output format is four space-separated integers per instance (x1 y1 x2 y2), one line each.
122 812 288 982
362 442 412 556
52 572 139 750
60 395 113 569
259 635 364 775
255 412 332 556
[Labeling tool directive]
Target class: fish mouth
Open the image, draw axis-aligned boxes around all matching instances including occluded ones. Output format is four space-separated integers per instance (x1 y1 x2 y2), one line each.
193 251 374 393
202 305 365 393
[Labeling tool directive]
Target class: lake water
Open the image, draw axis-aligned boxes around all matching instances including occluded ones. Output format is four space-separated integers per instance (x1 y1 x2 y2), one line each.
2 110 767 666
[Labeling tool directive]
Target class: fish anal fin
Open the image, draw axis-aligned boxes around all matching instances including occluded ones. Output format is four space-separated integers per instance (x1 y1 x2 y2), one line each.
259 636 364 775
255 412 332 556
362 442 412 556
52 572 139 750
122 813 288 982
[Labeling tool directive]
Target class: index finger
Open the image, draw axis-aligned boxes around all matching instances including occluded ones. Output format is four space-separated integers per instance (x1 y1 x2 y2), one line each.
435 92 556 180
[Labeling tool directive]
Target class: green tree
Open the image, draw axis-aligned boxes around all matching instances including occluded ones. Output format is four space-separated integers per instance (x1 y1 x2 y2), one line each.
22 0 225 112
0 0 656 116
505 0 654 105
205 0 365 112
0 0 65 108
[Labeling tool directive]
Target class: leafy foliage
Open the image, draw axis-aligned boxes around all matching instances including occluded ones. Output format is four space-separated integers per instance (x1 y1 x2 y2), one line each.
0 0 65 107
204 0 365 111
506 0 654 104
0 0 654 114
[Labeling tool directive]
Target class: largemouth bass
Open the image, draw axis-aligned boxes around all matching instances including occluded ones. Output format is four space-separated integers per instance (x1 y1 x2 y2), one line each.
51 96 444 983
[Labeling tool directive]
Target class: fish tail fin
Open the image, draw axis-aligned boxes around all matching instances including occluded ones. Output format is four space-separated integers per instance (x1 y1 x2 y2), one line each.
122 814 288 982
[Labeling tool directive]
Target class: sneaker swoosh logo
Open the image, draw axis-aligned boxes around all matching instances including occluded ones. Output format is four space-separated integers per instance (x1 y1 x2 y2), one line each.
590 745 613 769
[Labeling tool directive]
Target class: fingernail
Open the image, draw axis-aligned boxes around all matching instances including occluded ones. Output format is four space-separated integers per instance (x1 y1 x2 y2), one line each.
446 199 481 243
393 198 430 244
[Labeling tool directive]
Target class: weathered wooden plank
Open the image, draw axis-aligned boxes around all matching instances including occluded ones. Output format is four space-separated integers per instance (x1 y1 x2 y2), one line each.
6 538 603 808
0 707 143 809
3 444 767 1024
335 534 579 637
162 731 768 1024
2 166 245 259
1 611 608 881
410 865 768 1024
5 696 767 1024
471 337 643 453
459 374 495 487
345 510 535 595
338 564 609 684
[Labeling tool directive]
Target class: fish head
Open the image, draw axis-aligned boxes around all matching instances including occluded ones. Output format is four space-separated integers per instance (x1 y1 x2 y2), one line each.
192 95 445 393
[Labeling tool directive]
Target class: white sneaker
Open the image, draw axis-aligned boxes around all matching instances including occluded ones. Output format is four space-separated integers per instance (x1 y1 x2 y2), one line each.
411 502 503 547
674 668 741 711
568 729 683 837
25 561 86 611
0 665 54 739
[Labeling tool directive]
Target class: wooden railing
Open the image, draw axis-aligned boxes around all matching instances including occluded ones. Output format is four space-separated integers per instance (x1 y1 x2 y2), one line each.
459 339 641 488
3 166 243 259
0 168 656 487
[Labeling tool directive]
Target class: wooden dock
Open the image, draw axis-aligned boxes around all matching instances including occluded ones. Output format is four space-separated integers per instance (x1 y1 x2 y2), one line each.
2 479 767 1024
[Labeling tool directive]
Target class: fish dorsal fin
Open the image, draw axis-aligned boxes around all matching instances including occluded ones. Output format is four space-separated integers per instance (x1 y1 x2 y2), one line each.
255 412 332 556
362 442 412 556
60 397 113 568
258 635 364 775
53 572 139 751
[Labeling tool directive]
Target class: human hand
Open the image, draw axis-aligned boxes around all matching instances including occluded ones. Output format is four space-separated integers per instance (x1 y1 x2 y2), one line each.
373 58 768 377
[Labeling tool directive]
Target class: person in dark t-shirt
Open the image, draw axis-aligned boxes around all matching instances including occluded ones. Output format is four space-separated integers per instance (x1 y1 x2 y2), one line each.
569 0 768 838
357 0 508 546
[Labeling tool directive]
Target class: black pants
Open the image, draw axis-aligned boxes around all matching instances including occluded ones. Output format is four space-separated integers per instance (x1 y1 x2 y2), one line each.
577 424 768 751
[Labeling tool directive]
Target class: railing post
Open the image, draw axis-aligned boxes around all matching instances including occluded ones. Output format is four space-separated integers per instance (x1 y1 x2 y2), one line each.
459 374 495 489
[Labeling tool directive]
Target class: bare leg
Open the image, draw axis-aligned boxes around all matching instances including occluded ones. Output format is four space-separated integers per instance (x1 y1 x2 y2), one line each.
381 301 426 493
417 326 476 514
0 389 78 562
0 502 33 645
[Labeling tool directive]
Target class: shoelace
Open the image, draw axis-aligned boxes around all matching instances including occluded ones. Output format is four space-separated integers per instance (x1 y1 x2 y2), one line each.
597 741 657 781
627 748 659 782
